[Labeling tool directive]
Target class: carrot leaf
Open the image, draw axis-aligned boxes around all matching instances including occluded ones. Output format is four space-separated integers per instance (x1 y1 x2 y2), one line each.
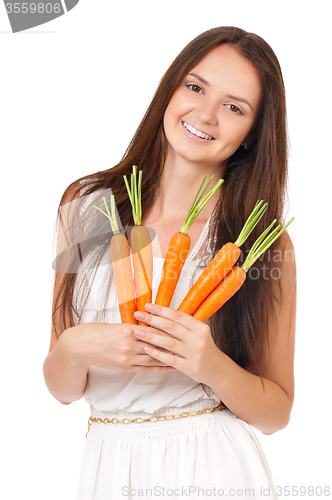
246 219 277 260
93 195 120 234
181 176 224 234
241 217 294 273
234 200 269 247
185 176 207 222
124 165 142 225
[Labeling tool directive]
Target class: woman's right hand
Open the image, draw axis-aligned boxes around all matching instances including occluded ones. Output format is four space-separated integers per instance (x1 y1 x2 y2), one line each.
58 322 175 372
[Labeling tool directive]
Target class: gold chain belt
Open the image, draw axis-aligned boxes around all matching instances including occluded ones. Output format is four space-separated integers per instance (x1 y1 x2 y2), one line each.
86 401 227 438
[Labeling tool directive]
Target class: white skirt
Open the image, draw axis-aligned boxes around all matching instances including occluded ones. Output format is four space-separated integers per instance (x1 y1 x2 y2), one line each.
76 399 279 500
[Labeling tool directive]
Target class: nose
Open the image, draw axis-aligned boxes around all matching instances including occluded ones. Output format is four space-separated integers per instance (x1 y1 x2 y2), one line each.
196 98 219 126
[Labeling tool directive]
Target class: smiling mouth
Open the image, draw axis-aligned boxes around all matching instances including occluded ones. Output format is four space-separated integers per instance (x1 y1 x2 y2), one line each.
182 121 215 140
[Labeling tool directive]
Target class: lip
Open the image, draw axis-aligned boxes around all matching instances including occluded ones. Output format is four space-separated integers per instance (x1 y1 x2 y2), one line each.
181 121 216 142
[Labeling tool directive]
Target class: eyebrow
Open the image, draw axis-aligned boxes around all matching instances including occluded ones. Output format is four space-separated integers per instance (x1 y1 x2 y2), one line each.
226 94 253 111
187 72 254 111
188 73 210 86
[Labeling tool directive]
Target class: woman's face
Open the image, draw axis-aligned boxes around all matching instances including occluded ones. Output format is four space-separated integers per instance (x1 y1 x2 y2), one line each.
163 44 263 170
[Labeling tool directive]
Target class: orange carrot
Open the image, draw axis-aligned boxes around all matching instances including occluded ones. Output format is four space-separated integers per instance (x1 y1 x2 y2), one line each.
124 166 153 325
193 216 294 322
193 266 246 322
177 200 268 315
155 231 191 307
111 232 138 324
131 226 153 321
93 195 138 324
155 175 224 307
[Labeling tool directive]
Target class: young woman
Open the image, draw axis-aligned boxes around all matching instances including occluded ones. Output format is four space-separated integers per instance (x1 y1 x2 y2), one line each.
44 27 296 499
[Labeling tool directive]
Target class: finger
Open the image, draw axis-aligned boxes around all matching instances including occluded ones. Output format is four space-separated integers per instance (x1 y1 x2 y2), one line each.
133 307 198 345
131 323 174 339
134 329 188 358
144 304 210 336
143 344 185 371
133 310 187 341
131 365 176 372
133 328 177 354
137 354 174 367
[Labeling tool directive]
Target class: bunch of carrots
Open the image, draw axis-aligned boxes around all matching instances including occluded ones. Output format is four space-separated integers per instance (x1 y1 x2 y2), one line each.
94 166 294 324
93 166 153 325
180 212 294 321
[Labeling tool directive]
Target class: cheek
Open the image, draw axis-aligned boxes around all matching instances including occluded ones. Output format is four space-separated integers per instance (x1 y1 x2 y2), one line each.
163 99 184 141
164 90 192 124
163 107 173 143
225 120 253 143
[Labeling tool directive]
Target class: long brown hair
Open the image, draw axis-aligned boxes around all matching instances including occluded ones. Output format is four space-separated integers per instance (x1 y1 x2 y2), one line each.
52 26 289 381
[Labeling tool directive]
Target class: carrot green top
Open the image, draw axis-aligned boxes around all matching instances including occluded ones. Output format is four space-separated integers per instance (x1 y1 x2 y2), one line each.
123 165 143 226
234 200 268 248
241 217 295 273
93 195 120 235
124 167 224 234
181 175 224 234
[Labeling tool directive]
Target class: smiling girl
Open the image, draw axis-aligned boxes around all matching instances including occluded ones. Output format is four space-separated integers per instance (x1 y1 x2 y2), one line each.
44 27 296 499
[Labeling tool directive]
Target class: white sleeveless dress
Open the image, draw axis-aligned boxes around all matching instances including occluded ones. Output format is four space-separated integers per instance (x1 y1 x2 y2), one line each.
74 216 279 500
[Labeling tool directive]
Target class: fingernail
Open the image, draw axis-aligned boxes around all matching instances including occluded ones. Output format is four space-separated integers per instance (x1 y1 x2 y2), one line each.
134 311 144 319
145 303 153 312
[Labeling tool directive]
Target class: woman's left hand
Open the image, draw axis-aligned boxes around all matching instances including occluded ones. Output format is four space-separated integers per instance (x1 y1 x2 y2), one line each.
133 303 223 385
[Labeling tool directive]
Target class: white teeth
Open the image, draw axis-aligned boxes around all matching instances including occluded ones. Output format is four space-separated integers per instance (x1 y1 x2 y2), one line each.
183 121 213 140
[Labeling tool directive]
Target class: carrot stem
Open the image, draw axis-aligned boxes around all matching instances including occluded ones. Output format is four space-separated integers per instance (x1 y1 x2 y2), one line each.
93 195 120 234
241 217 294 273
133 168 138 221
124 165 143 225
138 169 142 221
234 200 269 247
192 175 214 208
184 176 207 225
181 175 224 234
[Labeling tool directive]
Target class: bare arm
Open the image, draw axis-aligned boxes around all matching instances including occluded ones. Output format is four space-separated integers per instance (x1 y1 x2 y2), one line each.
207 232 296 434
43 326 89 405
43 322 178 405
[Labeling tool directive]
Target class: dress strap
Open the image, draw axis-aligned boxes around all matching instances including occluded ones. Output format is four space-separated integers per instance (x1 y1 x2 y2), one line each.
187 215 212 262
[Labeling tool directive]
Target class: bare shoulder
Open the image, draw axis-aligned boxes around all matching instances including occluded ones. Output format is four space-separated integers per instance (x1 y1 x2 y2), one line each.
279 230 296 263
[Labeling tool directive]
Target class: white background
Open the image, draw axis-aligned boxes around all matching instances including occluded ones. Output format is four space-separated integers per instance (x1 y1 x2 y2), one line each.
1 1 331 499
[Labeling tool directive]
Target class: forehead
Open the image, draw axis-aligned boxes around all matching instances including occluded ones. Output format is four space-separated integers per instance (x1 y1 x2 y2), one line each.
189 44 262 106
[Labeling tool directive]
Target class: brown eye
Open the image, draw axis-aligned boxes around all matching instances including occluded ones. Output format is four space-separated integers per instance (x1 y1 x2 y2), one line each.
187 84 203 93
226 104 242 114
